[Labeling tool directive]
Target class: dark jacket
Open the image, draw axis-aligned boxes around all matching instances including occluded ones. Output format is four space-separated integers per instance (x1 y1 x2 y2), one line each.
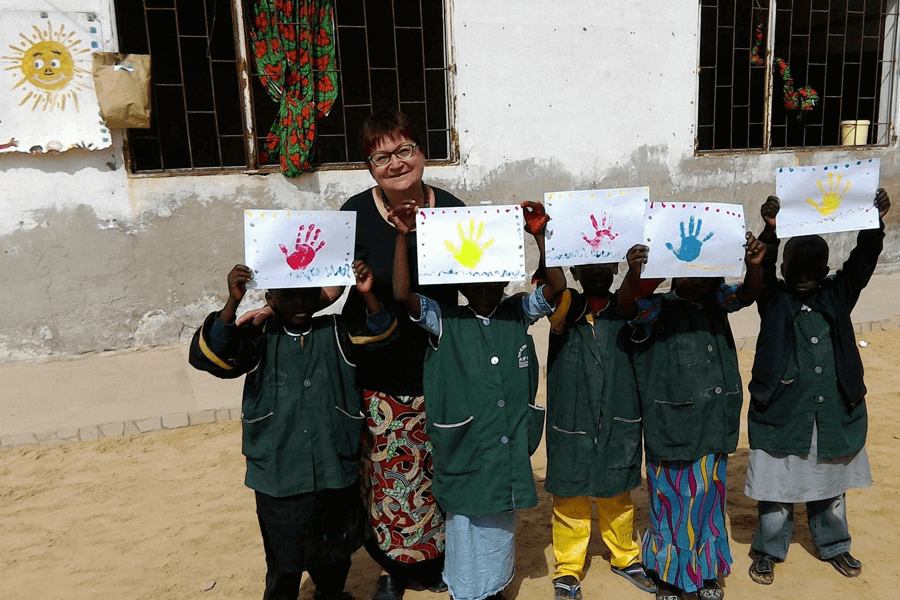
631 289 745 462
189 311 397 497
747 222 884 458
544 290 642 498
422 299 544 516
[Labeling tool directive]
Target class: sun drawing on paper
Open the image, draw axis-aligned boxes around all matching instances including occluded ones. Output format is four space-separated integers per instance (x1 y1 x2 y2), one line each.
2 21 92 112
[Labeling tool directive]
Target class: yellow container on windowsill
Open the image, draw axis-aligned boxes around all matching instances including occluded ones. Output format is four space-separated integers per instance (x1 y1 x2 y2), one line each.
840 120 870 145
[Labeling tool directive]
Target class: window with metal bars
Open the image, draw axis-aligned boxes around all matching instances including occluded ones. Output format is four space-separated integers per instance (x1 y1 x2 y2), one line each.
112 0 453 174
696 0 899 152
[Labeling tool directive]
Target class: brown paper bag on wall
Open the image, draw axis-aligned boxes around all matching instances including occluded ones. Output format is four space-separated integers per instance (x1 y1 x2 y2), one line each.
92 53 152 128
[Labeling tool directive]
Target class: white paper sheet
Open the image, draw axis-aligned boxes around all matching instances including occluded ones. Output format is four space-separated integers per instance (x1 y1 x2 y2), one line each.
544 187 648 266
643 201 746 278
0 11 110 153
416 206 526 285
244 210 356 288
775 159 880 238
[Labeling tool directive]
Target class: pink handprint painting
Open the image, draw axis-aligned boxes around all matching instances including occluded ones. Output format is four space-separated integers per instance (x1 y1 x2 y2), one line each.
543 188 648 267
581 212 620 251
244 210 356 288
280 224 325 270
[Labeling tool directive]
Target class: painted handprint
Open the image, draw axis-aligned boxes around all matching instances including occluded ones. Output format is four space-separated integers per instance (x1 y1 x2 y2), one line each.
666 216 714 262
581 212 620 251
445 219 495 269
280 224 325 270
807 172 851 216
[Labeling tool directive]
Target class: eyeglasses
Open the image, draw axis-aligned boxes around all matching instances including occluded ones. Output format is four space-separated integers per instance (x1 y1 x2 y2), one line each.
368 143 417 167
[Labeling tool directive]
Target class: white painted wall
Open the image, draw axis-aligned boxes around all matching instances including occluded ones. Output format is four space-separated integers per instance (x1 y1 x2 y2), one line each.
0 0 897 362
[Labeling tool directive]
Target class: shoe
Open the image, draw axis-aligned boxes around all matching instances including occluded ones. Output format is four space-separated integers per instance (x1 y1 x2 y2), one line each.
425 580 448 593
553 575 582 600
697 579 724 600
826 552 862 577
611 562 657 593
748 553 775 585
372 574 406 600
655 580 682 600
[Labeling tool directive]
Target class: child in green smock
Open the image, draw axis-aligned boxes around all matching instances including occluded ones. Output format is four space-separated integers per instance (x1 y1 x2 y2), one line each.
189 261 396 600
745 190 890 585
620 234 766 600
545 246 660 599
390 201 566 600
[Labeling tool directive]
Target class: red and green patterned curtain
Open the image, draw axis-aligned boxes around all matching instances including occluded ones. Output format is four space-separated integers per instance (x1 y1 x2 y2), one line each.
249 0 339 176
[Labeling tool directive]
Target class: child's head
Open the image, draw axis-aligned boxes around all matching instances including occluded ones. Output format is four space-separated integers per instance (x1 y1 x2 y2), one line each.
460 282 507 317
673 277 723 303
265 287 321 330
781 235 829 299
571 263 618 297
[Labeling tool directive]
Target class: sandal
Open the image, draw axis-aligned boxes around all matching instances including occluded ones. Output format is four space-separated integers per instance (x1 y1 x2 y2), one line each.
826 552 862 578
553 575 582 600
611 562 657 593
698 579 724 600
748 554 775 585
655 580 681 600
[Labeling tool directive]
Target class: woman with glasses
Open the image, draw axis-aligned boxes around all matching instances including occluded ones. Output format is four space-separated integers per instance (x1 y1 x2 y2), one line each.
341 109 464 600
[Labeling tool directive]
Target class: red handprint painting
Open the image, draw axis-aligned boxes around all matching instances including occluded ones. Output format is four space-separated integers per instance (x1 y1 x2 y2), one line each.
245 210 356 288
279 224 325 270
581 212 620 250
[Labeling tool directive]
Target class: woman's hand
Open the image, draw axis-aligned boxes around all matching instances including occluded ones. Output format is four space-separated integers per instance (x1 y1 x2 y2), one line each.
387 201 418 235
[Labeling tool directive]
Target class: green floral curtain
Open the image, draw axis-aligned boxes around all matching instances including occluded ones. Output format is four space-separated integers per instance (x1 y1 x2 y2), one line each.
249 0 339 176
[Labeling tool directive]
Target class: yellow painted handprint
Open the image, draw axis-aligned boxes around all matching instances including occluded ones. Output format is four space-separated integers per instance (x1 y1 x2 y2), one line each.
807 172 851 216
444 218 495 269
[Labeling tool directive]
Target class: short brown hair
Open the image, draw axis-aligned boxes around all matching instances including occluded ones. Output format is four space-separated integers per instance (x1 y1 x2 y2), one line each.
358 109 423 163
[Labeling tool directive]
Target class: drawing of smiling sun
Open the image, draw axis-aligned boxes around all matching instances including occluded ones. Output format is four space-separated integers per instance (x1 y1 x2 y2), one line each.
2 21 93 112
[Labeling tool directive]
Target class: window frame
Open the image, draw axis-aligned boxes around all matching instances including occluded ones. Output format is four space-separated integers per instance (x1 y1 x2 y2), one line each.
694 0 900 156
119 0 458 177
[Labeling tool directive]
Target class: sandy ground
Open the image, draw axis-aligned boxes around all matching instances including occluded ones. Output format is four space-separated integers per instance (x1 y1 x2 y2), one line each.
2 328 900 600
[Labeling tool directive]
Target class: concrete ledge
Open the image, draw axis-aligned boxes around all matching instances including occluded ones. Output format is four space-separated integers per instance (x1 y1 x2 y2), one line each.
0 407 240 451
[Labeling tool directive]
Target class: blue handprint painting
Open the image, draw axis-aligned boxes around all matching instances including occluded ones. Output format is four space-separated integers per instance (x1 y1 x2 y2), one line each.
665 216 714 262
643 202 746 278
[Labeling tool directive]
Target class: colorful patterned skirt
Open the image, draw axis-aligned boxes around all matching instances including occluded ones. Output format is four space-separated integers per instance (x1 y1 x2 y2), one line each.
362 390 445 564
642 453 733 594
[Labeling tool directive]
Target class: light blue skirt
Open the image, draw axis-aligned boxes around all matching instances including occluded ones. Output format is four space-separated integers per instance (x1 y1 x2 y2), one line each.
443 510 517 600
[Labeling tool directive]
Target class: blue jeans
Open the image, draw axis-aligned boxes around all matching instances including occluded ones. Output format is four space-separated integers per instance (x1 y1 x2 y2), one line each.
751 494 851 561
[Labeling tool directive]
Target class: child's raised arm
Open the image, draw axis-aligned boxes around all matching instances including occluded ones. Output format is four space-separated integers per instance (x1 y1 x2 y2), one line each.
617 245 664 319
389 201 423 319
353 259 382 315
759 196 780 243
521 201 566 305
219 264 253 324
736 232 766 305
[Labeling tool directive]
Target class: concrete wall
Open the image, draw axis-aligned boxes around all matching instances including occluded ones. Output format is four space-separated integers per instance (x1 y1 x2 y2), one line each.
1 0 898 362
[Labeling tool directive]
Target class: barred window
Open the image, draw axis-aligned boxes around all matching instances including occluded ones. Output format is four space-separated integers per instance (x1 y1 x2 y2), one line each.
696 0 899 152
112 0 453 174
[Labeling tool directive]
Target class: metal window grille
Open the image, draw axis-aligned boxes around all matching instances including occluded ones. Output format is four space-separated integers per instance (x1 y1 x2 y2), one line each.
697 0 899 152
113 0 453 174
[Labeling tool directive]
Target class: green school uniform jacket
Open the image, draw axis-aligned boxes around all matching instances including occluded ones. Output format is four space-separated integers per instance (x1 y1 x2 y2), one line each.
422 300 545 516
748 224 883 458
189 312 396 497
545 290 642 498
631 292 744 463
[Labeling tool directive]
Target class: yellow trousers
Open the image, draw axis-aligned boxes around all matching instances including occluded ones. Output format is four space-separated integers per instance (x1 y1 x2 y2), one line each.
552 491 640 579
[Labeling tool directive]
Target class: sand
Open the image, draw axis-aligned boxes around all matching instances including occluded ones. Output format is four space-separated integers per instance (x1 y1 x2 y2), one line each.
2 327 900 600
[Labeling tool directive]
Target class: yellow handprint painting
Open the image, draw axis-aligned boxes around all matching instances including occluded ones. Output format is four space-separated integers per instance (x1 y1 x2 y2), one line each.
416 207 526 284
444 219 495 268
806 172 851 216
775 159 880 238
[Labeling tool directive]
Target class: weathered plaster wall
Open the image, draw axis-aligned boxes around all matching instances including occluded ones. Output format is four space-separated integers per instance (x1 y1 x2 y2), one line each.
0 0 897 362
